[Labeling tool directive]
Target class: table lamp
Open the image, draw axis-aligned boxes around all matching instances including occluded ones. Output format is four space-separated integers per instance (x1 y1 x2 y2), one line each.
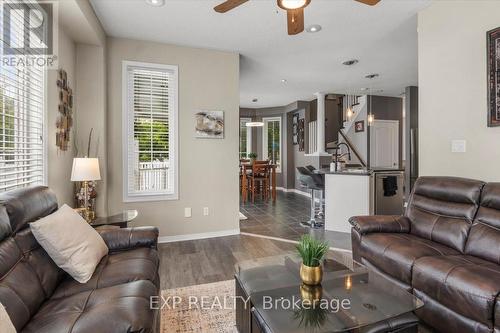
71 157 101 222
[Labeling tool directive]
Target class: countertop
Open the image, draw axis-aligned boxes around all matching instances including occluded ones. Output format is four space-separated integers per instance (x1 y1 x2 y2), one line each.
317 168 404 176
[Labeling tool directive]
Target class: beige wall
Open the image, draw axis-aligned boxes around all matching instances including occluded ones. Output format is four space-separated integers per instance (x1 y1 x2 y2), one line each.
47 29 76 206
418 1 500 181
75 44 107 216
47 0 107 209
107 37 240 238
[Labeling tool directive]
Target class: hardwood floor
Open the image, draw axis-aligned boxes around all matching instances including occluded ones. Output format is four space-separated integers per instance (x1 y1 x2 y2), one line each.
159 192 353 290
158 234 297 290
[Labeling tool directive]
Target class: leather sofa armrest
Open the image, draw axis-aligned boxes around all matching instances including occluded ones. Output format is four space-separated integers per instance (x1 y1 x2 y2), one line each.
348 215 410 235
97 226 159 251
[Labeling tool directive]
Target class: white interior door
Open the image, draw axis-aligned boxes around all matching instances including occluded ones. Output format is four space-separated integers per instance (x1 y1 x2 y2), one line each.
370 120 399 169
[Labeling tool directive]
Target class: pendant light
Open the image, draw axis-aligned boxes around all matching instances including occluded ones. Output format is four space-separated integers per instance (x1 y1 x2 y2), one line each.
368 91 375 125
346 93 353 120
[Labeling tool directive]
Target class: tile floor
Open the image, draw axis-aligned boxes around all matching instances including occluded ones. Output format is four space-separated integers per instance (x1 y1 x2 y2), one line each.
239 191 352 251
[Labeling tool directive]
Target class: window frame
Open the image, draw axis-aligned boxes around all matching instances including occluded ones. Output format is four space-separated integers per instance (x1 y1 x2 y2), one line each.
262 116 282 173
239 117 252 158
122 60 178 202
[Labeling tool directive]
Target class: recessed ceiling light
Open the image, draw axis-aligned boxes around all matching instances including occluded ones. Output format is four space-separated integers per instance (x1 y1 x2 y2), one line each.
306 24 322 33
360 88 369 91
252 98 258 103
342 59 359 66
365 73 380 79
281 79 287 83
146 0 165 7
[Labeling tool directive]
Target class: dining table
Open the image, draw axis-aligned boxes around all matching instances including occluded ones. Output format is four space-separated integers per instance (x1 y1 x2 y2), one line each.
240 163 277 203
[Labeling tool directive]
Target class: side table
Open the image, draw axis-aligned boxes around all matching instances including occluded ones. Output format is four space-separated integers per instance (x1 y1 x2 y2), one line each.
89 210 138 229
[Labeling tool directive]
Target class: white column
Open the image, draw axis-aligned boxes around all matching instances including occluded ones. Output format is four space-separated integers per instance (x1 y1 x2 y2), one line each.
314 92 327 154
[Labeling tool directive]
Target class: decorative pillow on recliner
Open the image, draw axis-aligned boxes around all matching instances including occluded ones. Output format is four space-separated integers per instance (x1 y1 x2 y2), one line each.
0 302 16 333
30 204 108 283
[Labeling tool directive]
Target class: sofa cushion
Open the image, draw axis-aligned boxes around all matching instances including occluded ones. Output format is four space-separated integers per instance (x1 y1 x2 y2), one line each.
465 183 500 264
360 233 458 284
0 237 49 331
0 186 57 233
21 280 158 333
414 289 492 333
13 228 65 297
52 247 159 299
406 176 484 252
413 255 500 326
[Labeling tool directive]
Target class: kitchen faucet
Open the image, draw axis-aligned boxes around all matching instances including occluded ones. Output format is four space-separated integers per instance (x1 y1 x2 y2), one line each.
333 143 351 172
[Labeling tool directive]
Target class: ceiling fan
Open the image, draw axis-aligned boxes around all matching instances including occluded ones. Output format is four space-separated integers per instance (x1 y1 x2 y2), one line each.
214 0 381 35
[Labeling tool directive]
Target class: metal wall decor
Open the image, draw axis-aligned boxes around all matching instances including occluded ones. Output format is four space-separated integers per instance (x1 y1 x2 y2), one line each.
487 27 500 127
56 69 73 150
298 118 305 151
292 113 299 145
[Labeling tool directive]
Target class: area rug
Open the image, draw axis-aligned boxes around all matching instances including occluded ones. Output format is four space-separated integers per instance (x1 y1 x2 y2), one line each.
161 280 237 333
239 211 248 220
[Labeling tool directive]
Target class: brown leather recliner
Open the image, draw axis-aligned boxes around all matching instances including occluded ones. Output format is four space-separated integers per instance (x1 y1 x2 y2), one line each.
350 176 500 333
0 186 160 333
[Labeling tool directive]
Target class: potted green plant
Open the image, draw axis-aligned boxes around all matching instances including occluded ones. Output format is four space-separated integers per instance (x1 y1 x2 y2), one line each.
248 152 257 161
296 235 329 286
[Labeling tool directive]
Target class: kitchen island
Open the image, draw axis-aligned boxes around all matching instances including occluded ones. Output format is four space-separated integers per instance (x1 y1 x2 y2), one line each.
319 169 404 233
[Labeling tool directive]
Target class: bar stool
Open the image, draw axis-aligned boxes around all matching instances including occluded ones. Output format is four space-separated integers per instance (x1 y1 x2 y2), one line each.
296 167 324 229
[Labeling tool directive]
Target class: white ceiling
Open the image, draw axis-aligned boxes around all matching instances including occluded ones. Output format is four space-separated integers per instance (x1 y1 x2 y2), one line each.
90 0 431 108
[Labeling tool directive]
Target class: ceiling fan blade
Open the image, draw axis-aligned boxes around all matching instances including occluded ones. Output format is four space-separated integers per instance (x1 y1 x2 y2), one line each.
214 0 249 13
287 8 304 35
354 0 381 5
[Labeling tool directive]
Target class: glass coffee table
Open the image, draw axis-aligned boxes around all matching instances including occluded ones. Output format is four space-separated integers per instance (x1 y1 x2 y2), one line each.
234 254 423 333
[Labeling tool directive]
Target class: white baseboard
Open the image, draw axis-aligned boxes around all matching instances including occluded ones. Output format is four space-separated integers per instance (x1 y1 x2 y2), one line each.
158 228 240 243
276 187 311 198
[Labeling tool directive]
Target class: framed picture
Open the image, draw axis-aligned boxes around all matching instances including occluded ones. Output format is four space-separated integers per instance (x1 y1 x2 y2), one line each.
487 27 500 127
292 113 299 145
194 110 224 139
355 120 365 133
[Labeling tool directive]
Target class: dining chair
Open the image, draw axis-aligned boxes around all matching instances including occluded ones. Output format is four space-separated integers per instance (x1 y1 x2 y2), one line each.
250 163 270 203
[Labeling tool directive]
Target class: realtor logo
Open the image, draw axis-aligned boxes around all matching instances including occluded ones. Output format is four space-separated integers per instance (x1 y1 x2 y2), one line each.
1 0 58 68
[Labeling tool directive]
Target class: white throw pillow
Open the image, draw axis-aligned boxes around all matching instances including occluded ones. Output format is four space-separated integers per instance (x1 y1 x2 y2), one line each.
30 204 108 283
0 302 16 333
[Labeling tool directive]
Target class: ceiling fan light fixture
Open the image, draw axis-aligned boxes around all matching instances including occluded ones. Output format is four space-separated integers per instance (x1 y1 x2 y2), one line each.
145 0 165 7
277 0 311 10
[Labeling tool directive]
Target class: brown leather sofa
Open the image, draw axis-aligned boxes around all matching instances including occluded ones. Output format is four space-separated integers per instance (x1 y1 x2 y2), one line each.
0 186 160 333
350 176 500 333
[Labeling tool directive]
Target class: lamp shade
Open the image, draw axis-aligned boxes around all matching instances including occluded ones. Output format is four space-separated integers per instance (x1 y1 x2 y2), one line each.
71 158 101 181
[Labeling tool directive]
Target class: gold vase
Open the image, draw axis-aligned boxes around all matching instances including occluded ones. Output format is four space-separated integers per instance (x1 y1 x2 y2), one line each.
300 263 323 286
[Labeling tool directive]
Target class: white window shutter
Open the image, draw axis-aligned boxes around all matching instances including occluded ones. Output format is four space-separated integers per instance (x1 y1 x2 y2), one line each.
0 3 46 192
123 62 178 201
